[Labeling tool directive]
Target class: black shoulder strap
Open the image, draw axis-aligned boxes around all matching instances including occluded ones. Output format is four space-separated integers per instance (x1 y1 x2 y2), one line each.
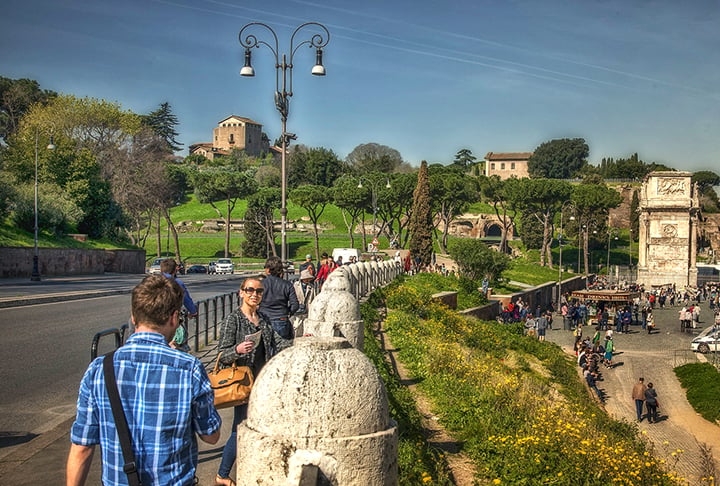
103 350 142 486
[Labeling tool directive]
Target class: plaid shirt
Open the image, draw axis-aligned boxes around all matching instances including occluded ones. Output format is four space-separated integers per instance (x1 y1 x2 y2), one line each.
70 332 221 485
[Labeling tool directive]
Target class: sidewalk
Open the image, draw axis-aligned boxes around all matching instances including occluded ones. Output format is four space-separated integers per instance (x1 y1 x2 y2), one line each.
0 408 236 485
545 302 720 484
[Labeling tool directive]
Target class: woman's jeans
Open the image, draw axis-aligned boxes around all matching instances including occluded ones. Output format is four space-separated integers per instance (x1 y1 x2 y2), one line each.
218 404 248 478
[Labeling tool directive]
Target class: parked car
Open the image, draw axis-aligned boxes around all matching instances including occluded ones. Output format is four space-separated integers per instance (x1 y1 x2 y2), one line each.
148 257 165 275
691 326 720 354
186 264 207 274
215 258 234 274
208 261 217 274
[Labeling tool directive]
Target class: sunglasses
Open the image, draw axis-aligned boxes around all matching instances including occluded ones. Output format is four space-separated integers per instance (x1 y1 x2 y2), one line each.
242 287 264 295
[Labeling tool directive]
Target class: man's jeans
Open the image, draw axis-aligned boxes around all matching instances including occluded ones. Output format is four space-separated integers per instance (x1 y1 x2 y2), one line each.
270 317 293 340
635 399 645 421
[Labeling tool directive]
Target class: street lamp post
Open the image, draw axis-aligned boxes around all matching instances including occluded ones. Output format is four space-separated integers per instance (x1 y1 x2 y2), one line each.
578 225 584 274
606 230 617 282
238 22 330 264
358 177 391 239
31 128 55 282
557 202 575 303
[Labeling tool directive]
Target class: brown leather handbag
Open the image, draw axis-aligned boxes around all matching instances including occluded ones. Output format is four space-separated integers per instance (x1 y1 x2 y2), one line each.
208 354 254 409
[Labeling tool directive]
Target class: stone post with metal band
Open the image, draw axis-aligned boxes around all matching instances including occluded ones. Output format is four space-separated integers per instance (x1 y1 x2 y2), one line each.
303 267 365 350
236 337 398 485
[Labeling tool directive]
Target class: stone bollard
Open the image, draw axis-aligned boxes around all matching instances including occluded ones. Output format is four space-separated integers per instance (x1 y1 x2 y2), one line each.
304 269 364 350
236 337 398 485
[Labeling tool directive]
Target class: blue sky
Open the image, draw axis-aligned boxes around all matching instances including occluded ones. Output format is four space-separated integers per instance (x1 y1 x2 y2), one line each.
2 0 719 172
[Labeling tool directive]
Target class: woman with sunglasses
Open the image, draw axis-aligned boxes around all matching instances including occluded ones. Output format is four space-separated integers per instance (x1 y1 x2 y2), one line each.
214 277 292 486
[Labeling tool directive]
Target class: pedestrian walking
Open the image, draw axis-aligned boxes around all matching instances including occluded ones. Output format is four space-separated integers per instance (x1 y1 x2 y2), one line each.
645 382 660 423
632 377 647 422
66 275 221 485
603 335 614 368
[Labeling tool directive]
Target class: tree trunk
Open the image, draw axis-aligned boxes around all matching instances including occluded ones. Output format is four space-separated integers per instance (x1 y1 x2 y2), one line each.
164 209 181 265
155 212 162 257
360 212 368 252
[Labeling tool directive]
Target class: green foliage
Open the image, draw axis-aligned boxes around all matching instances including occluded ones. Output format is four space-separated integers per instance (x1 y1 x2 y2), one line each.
379 275 681 485
598 153 652 180
528 138 589 179
518 210 544 249
674 363 720 423
242 188 279 259
142 102 182 152
408 161 433 267
345 142 404 173
384 272 486 311
332 175 366 247
287 145 344 188
0 76 57 142
0 172 16 220
452 148 476 170
448 238 510 285
428 164 479 253
630 189 640 240
360 298 454 485
12 182 83 235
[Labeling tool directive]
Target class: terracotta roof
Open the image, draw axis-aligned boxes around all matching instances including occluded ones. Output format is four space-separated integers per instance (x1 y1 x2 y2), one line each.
484 152 533 161
217 115 261 126
189 142 213 151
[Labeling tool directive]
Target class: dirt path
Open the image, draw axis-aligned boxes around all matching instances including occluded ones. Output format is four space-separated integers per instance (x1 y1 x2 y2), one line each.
546 305 720 484
376 324 478 486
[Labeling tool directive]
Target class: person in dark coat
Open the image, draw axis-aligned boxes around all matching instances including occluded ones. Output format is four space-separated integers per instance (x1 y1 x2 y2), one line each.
259 256 300 340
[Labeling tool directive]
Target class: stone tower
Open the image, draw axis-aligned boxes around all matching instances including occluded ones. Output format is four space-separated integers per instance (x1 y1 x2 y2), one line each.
637 171 700 288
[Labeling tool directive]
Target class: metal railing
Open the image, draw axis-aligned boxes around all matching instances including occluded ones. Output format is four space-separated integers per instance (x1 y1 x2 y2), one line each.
90 291 240 362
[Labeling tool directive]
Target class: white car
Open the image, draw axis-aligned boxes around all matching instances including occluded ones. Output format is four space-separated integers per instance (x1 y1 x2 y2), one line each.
148 258 165 275
691 326 720 354
215 258 234 274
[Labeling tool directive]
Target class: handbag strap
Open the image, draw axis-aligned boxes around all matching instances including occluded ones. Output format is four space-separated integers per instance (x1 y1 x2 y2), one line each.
103 350 142 486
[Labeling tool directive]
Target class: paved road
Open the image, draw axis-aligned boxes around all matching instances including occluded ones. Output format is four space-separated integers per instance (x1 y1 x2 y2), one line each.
0 273 250 484
545 302 720 484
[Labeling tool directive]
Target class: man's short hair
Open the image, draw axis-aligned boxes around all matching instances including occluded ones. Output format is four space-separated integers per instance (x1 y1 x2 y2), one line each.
160 258 177 274
264 256 285 277
132 275 184 329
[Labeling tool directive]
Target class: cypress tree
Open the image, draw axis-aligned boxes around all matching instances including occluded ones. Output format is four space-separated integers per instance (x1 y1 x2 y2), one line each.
408 160 434 268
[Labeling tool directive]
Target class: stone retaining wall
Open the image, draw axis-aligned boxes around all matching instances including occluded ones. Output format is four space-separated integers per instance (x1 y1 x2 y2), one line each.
0 247 146 277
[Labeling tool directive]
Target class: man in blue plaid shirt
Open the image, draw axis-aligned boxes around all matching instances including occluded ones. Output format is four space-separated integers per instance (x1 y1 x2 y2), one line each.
66 275 221 485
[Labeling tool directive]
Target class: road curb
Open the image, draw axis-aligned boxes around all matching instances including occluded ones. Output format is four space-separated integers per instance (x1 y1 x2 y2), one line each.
0 289 130 309
0 416 75 479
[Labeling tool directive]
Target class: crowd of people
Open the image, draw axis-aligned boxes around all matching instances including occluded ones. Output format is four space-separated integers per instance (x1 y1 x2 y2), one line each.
66 249 416 485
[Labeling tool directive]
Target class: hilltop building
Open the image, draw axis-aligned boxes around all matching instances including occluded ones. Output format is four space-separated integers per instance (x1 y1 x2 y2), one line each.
484 152 532 179
189 115 270 161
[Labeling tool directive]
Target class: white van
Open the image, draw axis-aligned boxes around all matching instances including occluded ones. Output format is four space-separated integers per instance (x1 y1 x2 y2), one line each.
332 248 361 265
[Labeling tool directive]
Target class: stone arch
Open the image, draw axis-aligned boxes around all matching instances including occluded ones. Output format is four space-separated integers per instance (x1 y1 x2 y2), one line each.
484 223 503 238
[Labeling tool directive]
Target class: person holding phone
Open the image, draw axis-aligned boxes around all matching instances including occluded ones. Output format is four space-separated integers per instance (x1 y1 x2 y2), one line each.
214 277 292 486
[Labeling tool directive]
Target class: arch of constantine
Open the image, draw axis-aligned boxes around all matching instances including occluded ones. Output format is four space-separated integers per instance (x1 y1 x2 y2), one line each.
637 171 700 288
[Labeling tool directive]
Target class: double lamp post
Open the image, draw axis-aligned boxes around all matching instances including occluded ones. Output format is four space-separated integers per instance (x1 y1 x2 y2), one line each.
238 21 330 264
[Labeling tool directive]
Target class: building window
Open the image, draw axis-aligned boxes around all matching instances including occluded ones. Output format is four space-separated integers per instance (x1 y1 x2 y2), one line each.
229 133 234 143
511 162 515 170
490 163 495 170
501 163 505 170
